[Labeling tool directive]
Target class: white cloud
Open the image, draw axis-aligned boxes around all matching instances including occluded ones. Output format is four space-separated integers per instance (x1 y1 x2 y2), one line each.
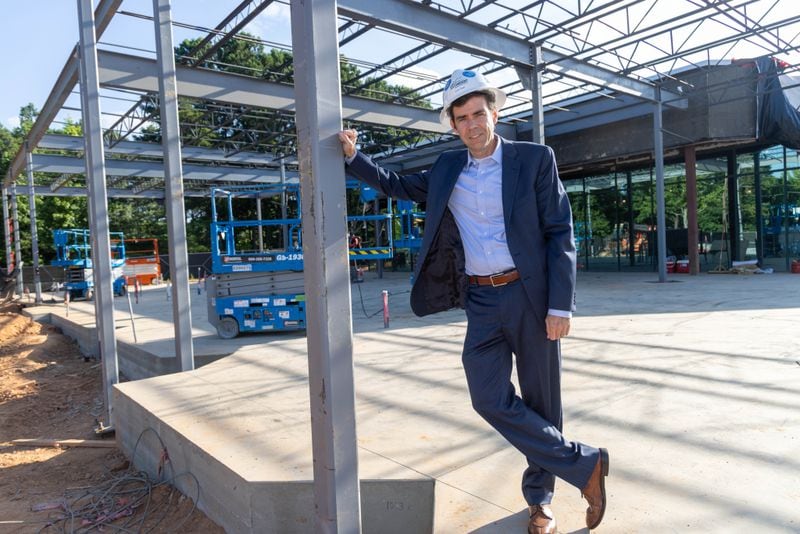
245 2 292 45
5 116 20 129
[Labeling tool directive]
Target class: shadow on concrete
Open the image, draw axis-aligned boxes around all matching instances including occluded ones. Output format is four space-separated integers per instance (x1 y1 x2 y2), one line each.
469 508 589 534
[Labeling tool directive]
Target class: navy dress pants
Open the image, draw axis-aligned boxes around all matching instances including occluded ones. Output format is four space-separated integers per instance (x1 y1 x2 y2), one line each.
462 279 599 505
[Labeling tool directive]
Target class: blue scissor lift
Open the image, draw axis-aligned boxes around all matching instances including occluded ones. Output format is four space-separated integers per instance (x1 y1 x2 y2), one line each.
206 184 306 339
346 181 394 270
207 183 395 339
51 229 127 300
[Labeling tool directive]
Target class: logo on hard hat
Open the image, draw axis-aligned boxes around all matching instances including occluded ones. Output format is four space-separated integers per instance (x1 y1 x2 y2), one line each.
438 68 507 129
450 78 469 91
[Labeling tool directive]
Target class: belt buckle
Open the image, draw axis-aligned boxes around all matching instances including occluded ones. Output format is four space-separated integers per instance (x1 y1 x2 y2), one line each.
489 272 507 287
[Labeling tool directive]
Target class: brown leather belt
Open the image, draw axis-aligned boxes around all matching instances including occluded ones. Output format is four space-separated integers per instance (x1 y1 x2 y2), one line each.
468 269 520 287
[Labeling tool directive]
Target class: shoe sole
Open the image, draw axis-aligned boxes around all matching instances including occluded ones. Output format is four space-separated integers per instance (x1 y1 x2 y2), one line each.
587 447 609 530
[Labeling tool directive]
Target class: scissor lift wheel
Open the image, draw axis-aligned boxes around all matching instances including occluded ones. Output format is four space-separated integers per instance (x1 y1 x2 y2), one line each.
217 316 240 339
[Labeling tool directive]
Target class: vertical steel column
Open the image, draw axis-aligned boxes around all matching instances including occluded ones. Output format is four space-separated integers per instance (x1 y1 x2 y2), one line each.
374 199 383 278
2 187 12 276
290 0 362 531
153 0 194 371
25 146 43 303
77 0 118 426
653 85 667 282
280 158 289 247
684 146 699 275
256 196 264 252
11 186 23 296
530 45 545 145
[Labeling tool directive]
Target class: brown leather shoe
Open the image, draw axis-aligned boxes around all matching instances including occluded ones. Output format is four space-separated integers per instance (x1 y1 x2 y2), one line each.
528 504 557 534
581 448 609 530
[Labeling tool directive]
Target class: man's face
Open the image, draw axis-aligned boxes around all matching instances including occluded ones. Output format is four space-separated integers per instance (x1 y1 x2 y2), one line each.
449 94 498 159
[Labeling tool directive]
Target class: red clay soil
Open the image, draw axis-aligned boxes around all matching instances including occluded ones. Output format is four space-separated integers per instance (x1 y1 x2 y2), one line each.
0 300 224 533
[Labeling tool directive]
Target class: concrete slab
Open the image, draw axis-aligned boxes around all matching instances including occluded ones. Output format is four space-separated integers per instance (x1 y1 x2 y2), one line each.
25 270 800 533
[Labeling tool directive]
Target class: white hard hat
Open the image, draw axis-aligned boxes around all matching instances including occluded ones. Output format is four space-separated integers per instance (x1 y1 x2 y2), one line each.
439 69 507 128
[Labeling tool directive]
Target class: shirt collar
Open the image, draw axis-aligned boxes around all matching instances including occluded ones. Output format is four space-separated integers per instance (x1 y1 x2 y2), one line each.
467 135 502 168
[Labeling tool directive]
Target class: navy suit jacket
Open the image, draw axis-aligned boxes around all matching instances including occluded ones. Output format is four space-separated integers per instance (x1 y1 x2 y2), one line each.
346 137 576 321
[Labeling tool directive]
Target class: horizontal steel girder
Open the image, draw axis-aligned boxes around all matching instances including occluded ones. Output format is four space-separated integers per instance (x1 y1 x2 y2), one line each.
40 133 282 166
337 0 686 109
30 153 298 183
30 185 209 199
96 50 519 138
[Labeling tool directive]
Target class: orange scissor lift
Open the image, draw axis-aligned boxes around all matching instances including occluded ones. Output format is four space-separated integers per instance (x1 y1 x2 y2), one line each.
120 238 161 286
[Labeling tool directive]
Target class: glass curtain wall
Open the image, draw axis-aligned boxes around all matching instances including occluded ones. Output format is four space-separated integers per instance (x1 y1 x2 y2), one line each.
695 156 729 270
758 146 800 271
562 144 800 273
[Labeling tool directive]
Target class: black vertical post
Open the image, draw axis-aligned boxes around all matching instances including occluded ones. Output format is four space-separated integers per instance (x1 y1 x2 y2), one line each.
727 151 739 262
627 170 635 267
783 146 790 272
614 171 621 272
753 151 764 265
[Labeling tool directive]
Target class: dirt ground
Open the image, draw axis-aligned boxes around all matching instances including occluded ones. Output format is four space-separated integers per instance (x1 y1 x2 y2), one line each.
0 300 224 533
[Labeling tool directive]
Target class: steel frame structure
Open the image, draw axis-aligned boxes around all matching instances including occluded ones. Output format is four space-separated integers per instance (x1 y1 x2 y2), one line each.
3 0 800 530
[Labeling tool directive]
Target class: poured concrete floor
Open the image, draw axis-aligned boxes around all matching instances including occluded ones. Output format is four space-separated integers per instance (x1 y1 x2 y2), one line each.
26 270 800 533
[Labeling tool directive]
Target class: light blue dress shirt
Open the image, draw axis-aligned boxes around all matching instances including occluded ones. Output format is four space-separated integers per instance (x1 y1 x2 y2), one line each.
447 139 515 277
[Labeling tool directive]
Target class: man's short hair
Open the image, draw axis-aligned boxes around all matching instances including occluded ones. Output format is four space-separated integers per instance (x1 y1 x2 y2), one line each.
447 90 497 121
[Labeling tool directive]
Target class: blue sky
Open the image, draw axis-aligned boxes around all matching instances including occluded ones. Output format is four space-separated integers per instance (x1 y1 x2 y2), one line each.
0 1 296 130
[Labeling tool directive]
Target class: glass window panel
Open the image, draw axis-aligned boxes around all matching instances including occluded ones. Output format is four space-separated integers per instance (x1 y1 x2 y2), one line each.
584 174 623 271
696 157 728 269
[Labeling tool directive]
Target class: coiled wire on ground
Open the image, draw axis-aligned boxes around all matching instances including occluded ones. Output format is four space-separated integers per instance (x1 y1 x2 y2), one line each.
37 427 200 533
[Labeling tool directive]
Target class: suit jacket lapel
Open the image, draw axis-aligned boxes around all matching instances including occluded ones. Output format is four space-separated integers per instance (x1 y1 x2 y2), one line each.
416 150 467 266
501 139 521 227
429 151 467 227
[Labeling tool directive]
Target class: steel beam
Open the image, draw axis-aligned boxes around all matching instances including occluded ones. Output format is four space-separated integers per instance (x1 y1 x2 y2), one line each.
29 153 294 184
337 0 686 108
154 0 194 372
290 0 361 531
97 50 501 135
11 186 23 296
4 0 122 189
29 185 212 199
2 187 11 277
41 133 286 167
653 85 667 282
25 147 43 304
77 0 119 428
515 45 545 144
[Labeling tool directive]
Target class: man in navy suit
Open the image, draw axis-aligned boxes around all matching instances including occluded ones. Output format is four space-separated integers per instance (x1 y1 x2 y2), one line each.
339 69 608 533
